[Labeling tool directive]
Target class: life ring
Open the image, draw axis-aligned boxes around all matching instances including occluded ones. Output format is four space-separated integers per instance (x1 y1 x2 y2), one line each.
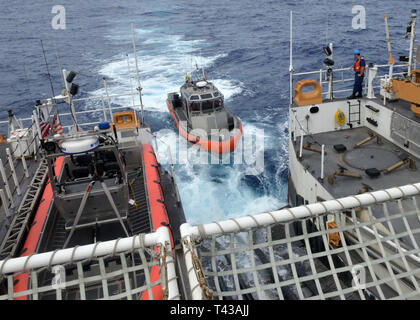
294 79 322 106
335 109 346 127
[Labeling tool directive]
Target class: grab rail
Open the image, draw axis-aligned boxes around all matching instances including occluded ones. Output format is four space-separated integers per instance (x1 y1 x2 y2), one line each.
290 63 409 104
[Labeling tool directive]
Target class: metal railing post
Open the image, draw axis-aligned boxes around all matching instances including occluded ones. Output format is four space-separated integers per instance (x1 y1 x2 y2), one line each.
20 152 29 178
32 110 42 143
0 189 10 218
321 144 325 181
103 79 113 121
0 159 12 206
6 148 21 196
289 10 293 106
15 136 30 178
31 115 38 160
299 134 303 158
101 96 107 122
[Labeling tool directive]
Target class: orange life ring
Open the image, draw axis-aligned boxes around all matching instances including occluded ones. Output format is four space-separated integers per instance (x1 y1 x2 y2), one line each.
294 79 322 106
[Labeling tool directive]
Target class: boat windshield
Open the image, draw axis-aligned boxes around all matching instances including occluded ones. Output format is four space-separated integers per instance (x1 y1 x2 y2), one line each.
214 99 223 110
190 102 200 112
200 93 212 99
201 100 213 112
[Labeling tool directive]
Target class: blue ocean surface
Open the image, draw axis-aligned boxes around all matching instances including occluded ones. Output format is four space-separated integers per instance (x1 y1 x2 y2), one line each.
0 0 417 224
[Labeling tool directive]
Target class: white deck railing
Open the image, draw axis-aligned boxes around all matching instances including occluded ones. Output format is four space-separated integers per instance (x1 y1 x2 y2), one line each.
290 63 409 104
181 183 420 300
0 91 142 223
0 226 179 300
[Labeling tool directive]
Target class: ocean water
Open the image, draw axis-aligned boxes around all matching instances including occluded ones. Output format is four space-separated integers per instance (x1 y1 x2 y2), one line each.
0 0 418 224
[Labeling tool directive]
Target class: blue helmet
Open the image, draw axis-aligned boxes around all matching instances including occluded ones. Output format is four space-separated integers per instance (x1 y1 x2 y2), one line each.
354 49 360 55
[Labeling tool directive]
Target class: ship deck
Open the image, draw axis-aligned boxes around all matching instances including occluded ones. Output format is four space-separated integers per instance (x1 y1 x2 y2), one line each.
294 124 420 246
296 126 420 196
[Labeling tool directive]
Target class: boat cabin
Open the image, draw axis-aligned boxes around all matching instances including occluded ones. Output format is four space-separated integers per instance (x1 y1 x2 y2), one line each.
169 80 237 134
178 81 224 114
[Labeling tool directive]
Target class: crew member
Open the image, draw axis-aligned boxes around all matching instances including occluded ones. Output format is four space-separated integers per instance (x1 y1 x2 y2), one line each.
348 49 366 99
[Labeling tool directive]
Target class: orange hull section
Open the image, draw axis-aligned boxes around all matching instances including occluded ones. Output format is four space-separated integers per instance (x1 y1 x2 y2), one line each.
167 100 242 154
13 145 173 300
140 143 174 300
14 157 64 300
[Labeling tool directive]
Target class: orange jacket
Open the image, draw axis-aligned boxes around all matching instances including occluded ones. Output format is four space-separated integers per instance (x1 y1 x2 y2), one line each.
353 57 365 74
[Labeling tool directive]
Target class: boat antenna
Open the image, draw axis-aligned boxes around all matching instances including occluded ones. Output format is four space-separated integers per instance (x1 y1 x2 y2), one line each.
126 53 136 108
289 10 294 106
40 40 56 100
130 23 145 125
407 9 417 76
325 13 329 45
53 40 66 88
195 61 201 80
384 14 395 78
23 64 33 102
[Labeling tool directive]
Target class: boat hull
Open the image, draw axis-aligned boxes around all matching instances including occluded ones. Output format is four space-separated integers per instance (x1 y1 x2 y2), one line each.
166 99 243 154
13 143 175 300
13 156 64 300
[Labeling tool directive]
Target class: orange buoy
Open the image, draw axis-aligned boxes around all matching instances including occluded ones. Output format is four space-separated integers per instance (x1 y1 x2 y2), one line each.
294 79 322 106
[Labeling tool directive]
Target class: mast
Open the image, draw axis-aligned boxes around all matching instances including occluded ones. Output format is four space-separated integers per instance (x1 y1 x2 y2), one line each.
195 62 201 81
40 40 57 102
325 43 334 100
62 69 80 132
384 14 394 78
289 10 294 106
408 9 417 76
130 23 145 125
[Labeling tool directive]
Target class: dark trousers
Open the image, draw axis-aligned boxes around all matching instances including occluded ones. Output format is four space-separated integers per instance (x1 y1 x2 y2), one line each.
353 73 364 96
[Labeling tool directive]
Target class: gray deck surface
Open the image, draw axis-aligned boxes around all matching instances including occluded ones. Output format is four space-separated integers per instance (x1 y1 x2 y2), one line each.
296 126 420 195
294 125 420 247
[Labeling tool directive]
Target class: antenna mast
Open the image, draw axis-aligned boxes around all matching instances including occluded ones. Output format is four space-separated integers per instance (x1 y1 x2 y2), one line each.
40 40 56 100
195 61 201 80
289 11 294 106
23 64 33 102
384 14 395 78
408 9 417 76
130 23 145 125
53 40 66 88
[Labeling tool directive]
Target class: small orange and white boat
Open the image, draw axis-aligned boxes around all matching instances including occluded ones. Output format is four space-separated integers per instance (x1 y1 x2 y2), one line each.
167 71 242 154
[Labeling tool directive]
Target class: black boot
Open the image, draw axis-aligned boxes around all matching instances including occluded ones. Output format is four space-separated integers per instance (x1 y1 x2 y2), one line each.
347 94 356 99
356 93 363 98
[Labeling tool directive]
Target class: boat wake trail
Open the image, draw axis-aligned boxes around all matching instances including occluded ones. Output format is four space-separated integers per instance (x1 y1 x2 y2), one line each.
91 26 288 224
